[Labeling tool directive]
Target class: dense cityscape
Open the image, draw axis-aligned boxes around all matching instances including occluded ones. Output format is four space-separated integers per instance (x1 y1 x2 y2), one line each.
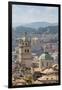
12 29 59 86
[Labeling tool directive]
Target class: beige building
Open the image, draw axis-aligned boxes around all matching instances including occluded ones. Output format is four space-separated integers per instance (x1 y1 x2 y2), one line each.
16 32 32 68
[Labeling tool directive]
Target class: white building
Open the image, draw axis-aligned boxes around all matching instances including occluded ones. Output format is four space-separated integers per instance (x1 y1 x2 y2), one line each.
39 52 54 68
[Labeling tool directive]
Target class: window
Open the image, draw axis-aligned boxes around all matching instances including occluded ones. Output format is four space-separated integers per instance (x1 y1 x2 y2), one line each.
25 43 27 46
46 78 48 80
25 49 26 52
27 49 29 52
25 49 29 53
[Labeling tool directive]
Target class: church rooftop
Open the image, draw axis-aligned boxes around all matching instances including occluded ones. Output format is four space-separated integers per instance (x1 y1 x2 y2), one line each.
39 52 53 60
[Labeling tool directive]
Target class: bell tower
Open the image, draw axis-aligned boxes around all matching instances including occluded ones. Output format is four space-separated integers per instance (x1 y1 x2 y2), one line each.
16 32 32 68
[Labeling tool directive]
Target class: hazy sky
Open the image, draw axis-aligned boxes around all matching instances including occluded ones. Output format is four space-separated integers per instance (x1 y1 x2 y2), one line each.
12 5 58 27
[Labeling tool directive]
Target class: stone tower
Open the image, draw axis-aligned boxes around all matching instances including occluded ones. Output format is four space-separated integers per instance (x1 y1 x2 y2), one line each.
16 32 32 68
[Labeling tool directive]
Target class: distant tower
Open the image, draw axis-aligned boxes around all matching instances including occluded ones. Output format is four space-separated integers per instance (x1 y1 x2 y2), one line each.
16 32 32 68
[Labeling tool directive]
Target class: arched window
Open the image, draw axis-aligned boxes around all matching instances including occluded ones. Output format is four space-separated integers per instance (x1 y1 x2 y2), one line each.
46 78 48 80
25 49 26 52
25 49 29 53
25 43 27 46
27 49 29 52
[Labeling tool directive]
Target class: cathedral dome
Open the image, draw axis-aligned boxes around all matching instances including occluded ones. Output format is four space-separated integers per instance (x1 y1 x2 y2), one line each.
39 52 53 60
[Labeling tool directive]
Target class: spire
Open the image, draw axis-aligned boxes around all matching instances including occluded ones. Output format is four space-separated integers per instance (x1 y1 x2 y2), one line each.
24 32 28 41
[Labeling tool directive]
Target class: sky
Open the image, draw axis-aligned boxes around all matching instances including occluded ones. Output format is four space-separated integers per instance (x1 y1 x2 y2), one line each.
12 5 58 27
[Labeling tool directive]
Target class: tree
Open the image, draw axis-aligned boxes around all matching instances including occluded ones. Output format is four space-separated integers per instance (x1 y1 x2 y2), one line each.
24 75 33 85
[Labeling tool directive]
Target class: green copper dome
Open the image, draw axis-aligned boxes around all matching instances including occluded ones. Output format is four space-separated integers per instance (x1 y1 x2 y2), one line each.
39 52 53 60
